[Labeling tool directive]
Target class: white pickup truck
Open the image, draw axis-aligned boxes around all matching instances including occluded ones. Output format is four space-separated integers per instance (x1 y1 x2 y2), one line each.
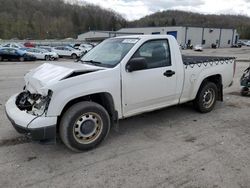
5 35 236 151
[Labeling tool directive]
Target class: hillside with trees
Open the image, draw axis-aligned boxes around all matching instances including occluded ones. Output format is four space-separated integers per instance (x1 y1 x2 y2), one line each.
129 10 250 39
0 0 126 39
1 0 250 39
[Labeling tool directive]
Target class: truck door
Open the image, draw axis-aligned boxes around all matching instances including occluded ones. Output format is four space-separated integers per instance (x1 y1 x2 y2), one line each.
122 39 178 117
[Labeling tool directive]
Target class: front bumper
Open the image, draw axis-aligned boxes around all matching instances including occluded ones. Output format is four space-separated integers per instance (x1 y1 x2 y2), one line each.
5 94 57 140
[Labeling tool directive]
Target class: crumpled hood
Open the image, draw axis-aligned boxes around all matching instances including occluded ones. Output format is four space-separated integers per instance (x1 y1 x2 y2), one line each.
24 62 105 95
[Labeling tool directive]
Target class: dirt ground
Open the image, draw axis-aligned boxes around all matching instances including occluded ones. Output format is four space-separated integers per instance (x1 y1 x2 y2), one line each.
0 47 249 188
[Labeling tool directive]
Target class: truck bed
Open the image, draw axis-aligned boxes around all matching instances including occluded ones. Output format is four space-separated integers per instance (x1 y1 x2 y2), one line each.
182 55 235 65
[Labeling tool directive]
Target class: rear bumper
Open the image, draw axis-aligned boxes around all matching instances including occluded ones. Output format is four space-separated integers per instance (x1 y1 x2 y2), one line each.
5 94 57 140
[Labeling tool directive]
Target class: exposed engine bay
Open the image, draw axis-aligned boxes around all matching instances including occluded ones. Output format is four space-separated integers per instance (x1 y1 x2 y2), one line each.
15 90 52 116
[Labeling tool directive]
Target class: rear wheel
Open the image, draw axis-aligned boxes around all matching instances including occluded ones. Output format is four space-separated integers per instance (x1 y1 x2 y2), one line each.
71 53 77 59
194 82 218 113
60 101 110 151
0 56 2 61
241 87 249 96
19 57 25 62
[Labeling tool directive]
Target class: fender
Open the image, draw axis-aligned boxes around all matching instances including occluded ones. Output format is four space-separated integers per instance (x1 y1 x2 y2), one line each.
46 67 122 117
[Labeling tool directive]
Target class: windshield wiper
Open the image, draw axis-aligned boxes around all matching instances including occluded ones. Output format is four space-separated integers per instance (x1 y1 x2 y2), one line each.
79 59 112 68
81 60 102 65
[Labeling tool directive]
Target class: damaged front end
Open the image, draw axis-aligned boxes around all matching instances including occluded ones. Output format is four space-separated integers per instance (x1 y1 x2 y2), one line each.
5 89 57 141
15 90 53 116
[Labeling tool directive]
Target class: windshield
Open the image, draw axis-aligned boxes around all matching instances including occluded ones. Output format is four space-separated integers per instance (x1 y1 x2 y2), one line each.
41 47 52 52
80 38 139 68
38 48 48 53
66 46 76 51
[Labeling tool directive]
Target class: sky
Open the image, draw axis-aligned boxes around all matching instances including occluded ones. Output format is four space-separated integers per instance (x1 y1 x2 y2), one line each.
78 0 250 21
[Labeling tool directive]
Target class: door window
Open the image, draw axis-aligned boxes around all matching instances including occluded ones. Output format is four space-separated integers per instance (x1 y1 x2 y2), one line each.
55 47 63 50
132 40 171 69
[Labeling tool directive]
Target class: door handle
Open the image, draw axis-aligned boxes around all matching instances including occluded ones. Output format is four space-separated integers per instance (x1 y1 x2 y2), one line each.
163 70 175 77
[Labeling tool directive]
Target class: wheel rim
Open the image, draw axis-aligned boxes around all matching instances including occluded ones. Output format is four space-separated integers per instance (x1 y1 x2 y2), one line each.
202 88 215 109
73 112 103 144
20 57 24 62
45 56 50 61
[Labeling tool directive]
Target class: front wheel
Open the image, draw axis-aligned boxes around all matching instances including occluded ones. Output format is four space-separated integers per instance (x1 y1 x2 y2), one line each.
241 87 249 96
19 57 25 62
193 82 218 113
71 53 77 59
60 101 110 151
45 55 50 61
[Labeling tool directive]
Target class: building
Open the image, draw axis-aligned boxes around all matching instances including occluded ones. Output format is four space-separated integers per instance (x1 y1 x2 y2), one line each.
77 30 143 42
77 31 113 42
78 26 239 48
118 26 239 48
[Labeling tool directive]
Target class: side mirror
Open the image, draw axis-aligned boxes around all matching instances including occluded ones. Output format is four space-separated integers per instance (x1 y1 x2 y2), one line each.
126 57 147 72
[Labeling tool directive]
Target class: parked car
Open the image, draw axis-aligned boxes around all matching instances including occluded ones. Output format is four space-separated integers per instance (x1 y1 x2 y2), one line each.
0 47 36 61
78 43 94 52
38 46 54 52
24 42 36 48
231 43 242 48
53 46 83 59
1 43 24 49
5 35 236 151
20 47 59 61
68 43 81 49
244 41 250 46
90 42 99 46
237 41 245 46
194 44 203 51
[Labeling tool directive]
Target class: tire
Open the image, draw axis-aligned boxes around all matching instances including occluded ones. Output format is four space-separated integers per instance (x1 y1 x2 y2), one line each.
45 55 50 61
71 53 77 59
19 57 25 62
60 101 110 152
193 82 218 113
0 56 2 61
241 87 249 96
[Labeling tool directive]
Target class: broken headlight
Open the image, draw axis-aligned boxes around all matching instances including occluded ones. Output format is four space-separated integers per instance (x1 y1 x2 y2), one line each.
16 90 53 116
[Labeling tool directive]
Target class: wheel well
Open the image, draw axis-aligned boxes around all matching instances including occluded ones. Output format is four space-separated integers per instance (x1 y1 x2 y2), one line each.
199 74 223 101
57 93 117 131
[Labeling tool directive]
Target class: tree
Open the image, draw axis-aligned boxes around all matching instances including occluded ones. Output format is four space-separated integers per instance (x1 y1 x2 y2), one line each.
171 18 176 26
0 0 126 39
149 20 156 27
129 10 250 39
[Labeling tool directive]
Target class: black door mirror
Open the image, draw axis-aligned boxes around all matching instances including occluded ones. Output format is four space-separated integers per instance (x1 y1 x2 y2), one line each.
126 57 147 72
